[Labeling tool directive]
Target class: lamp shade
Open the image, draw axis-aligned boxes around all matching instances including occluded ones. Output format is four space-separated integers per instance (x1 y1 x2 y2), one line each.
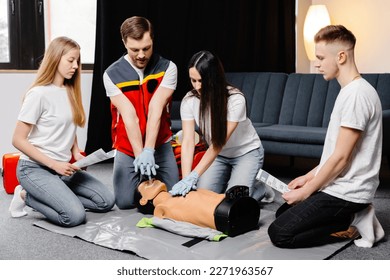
303 5 331 61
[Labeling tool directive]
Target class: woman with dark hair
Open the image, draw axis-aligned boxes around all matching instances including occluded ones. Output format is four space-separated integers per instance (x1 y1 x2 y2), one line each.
170 51 273 201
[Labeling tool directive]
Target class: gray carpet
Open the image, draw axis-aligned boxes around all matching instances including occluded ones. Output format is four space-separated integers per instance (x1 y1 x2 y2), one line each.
1 156 389 260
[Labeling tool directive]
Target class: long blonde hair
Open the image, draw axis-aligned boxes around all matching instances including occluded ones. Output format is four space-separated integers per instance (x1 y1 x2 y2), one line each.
29 36 85 127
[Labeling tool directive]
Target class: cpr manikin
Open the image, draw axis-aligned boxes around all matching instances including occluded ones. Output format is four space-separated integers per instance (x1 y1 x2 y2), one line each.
135 179 260 237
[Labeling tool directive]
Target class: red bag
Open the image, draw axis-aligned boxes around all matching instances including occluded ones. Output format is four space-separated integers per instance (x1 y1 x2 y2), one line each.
2 151 87 194
172 140 206 179
2 152 21 194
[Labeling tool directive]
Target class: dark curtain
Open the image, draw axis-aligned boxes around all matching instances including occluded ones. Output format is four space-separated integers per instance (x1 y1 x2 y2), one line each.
86 0 296 154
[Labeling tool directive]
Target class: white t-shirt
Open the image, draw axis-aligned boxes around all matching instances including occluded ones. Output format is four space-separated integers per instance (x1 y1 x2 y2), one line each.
320 78 383 203
18 85 77 162
103 55 177 97
180 87 261 157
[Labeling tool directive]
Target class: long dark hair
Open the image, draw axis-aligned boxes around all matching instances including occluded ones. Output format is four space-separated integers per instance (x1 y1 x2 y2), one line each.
188 50 229 149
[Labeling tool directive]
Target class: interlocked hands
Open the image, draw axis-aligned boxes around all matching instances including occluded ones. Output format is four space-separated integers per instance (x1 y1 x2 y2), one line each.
134 148 159 179
169 171 199 196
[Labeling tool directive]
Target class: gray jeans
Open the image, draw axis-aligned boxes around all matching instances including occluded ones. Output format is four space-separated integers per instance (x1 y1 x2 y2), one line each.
113 142 179 209
17 159 115 227
198 146 265 200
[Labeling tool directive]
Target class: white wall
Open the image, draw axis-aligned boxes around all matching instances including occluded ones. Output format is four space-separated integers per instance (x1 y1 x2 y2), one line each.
296 0 312 73
297 0 390 73
0 72 93 168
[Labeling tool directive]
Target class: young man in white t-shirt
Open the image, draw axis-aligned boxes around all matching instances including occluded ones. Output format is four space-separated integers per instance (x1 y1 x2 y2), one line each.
268 25 385 248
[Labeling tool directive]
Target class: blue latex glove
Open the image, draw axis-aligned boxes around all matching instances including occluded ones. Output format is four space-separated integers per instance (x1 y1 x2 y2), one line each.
169 171 199 196
134 148 159 179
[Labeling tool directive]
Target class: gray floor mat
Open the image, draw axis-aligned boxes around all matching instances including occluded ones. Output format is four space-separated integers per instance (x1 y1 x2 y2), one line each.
34 208 351 260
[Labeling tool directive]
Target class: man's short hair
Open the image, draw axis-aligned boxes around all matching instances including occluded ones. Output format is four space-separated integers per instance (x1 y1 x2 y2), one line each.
120 16 154 42
314 25 356 49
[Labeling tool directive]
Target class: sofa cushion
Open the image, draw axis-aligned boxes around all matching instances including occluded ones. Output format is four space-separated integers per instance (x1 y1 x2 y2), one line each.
256 125 327 145
362 73 390 110
225 72 288 124
279 74 340 128
279 73 390 129
261 140 324 158
252 122 274 128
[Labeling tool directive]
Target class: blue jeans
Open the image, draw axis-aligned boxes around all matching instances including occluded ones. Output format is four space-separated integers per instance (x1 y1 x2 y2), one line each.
268 191 369 248
17 159 115 227
113 142 179 209
198 147 265 200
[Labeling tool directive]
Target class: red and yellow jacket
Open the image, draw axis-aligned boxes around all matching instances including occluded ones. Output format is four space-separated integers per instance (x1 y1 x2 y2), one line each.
106 54 172 157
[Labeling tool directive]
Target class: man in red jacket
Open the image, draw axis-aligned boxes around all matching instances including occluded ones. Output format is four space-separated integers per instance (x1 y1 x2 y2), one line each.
103 16 179 209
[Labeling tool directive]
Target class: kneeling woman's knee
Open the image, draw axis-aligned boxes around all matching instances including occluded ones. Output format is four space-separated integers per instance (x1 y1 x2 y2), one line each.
59 206 86 227
99 194 115 212
89 185 115 212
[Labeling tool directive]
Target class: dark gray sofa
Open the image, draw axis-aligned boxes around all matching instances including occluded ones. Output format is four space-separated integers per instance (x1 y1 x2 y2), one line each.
170 72 390 161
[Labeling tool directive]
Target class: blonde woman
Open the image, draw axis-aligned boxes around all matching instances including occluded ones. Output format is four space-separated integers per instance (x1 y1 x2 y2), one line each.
9 37 114 227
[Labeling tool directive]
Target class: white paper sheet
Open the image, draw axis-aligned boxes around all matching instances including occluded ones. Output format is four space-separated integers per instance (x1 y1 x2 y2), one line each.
73 149 116 168
256 169 290 194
